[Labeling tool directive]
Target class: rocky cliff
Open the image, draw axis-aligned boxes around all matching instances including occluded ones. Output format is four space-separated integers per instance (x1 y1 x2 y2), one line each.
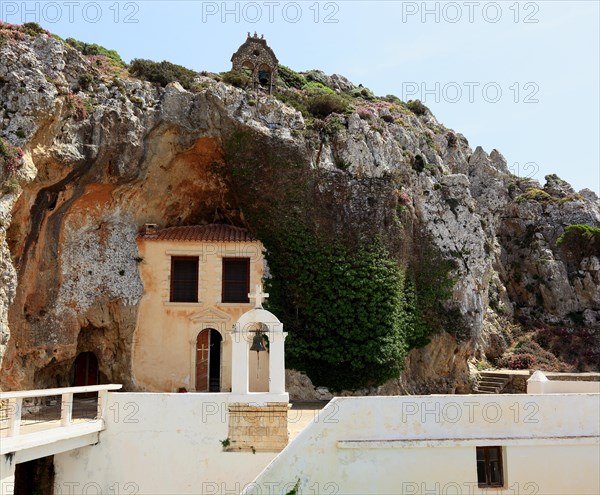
1 28 598 393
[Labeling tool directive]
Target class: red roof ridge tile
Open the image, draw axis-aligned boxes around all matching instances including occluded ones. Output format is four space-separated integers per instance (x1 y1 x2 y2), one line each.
139 224 257 242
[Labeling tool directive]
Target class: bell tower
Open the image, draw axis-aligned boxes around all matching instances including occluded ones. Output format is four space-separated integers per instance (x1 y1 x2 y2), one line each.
225 284 290 453
231 32 279 94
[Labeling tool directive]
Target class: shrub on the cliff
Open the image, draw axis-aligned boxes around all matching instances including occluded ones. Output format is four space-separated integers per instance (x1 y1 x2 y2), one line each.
556 224 600 259
515 187 553 203
22 22 48 37
66 92 87 120
405 99 429 116
129 58 197 90
499 353 538 370
303 81 335 95
277 65 306 89
273 88 310 118
383 94 403 105
66 38 124 67
350 86 377 101
306 93 348 118
533 326 599 371
221 70 251 89
0 137 24 177
78 74 94 89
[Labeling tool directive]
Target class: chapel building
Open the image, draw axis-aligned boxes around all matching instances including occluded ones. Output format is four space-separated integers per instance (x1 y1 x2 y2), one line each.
132 223 269 393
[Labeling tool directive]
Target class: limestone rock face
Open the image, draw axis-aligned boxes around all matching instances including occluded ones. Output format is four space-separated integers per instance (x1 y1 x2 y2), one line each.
1 33 598 392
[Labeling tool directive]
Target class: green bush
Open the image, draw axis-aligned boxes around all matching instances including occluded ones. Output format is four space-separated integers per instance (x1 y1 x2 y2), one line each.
383 94 403 104
515 187 552 203
274 88 310 117
277 65 306 89
302 70 332 88
129 58 197 90
221 70 251 89
66 37 124 67
405 99 429 116
2 178 21 195
556 224 600 259
306 93 348 119
350 87 377 100
23 22 47 37
302 81 335 95
78 74 94 89
271 232 408 391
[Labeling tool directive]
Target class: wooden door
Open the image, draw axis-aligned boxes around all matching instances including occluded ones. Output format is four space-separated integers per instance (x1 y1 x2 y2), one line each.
196 330 210 392
73 352 99 387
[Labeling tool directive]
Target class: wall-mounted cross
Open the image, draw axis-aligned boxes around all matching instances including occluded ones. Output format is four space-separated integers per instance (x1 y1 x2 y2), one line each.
248 284 269 309
197 344 209 360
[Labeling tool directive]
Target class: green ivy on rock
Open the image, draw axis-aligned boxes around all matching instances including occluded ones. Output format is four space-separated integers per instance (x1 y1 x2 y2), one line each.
220 129 457 390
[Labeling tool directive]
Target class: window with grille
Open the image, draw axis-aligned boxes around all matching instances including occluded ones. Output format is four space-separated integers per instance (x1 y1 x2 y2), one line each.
222 258 250 303
170 257 199 302
476 446 504 487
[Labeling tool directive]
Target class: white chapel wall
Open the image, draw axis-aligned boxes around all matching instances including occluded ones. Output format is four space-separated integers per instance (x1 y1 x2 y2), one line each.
53 392 277 494
244 394 600 495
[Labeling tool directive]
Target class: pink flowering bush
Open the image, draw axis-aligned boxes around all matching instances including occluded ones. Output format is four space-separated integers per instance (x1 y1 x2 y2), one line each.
0 22 27 42
0 138 24 176
66 92 87 121
398 191 411 206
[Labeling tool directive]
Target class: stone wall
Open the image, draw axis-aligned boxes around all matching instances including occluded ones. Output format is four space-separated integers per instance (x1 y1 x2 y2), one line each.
227 402 289 453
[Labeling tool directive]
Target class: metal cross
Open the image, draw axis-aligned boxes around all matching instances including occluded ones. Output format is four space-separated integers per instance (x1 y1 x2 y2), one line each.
248 284 269 309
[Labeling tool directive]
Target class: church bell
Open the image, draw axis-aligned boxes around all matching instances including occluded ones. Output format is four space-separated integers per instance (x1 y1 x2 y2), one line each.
250 332 266 352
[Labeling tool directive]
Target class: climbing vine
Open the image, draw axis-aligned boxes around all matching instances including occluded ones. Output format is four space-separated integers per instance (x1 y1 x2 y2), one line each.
220 129 457 389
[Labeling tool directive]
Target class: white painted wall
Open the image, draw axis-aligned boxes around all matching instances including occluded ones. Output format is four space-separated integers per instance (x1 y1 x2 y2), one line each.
244 394 600 495
527 371 600 394
54 393 279 495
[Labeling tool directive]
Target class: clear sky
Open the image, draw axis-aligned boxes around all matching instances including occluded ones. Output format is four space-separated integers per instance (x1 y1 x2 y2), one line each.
3 1 599 194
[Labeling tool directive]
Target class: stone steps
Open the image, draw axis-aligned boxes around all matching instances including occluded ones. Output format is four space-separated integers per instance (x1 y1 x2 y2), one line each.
473 372 511 394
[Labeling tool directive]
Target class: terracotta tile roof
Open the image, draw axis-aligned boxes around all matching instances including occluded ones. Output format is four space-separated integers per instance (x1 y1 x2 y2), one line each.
140 224 257 242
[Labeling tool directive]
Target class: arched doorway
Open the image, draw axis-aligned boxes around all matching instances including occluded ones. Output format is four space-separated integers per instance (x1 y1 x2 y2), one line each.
241 60 254 77
72 352 99 387
196 329 222 392
258 64 271 87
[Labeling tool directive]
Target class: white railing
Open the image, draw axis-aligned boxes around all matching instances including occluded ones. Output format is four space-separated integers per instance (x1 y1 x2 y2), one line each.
0 384 122 441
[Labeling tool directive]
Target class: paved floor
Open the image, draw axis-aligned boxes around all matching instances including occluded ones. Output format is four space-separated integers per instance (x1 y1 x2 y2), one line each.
288 401 329 440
